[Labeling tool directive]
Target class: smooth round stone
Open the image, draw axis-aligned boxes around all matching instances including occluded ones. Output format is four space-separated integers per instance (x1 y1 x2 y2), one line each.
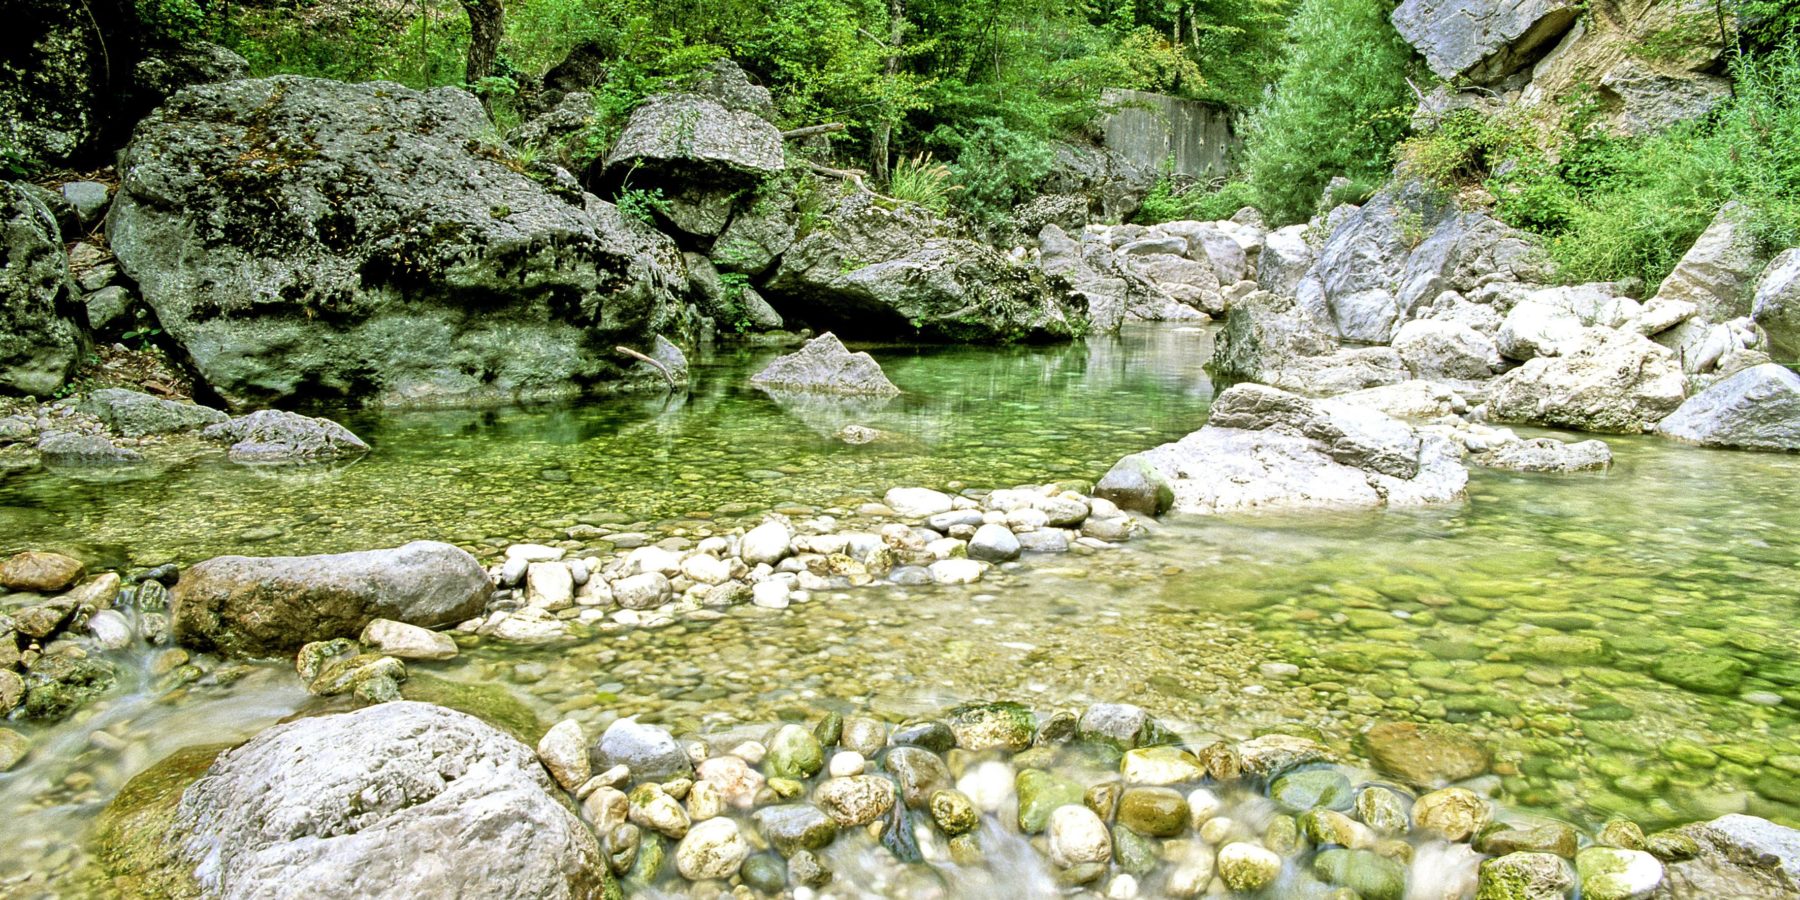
885 746 951 808
1301 808 1374 848
827 750 865 778
1017 769 1086 834
1314 848 1406 900
930 789 979 835
1105 873 1139 900
1200 816 1238 845
751 581 791 609
1477 851 1575 900
967 524 1021 562
685 779 726 821
1413 788 1491 842
948 701 1035 752
928 558 985 585
740 520 792 566
627 783 690 839
1117 786 1187 837
1271 767 1354 812
884 488 954 517
889 565 932 585
1354 787 1411 836
813 775 896 826
841 717 887 756
590 717 693 782
1112 822 1160 875
765 724 824 780
1048 805 1112 868
1576 847 1665 900
535 719 590 791
674 817 748 880
1218 842 1281 892
1120 746 1204 785
752 804 838 856
740 853 786 893
1165 842 1215 897
1185 788 1222 828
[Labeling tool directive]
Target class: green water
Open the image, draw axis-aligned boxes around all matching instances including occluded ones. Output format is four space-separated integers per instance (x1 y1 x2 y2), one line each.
2 323 1799 895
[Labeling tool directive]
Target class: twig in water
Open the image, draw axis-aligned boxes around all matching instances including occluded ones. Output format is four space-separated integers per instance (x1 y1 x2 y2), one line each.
615 345 676 389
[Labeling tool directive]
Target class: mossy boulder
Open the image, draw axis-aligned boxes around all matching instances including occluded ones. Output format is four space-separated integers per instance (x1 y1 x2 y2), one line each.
1651 652 1749 696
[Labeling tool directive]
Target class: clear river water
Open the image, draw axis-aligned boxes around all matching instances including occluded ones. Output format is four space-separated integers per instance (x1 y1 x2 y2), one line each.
1 324 1796 896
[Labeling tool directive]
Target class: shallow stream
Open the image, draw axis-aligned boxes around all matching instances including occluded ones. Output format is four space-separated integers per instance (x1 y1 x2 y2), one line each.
1 324 1797 896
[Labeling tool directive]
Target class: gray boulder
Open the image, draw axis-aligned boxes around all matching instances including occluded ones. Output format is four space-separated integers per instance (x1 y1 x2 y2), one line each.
1600 58 1733 137
600 92 783 239
36 431 142 466
1093 453 1174 516
60 181 111 229
1658 364 1800 452
1473 437 1611 472
85 285 135 334
1391 0 1580 84
1 183 83 397
1751 249 1800 362
152 702 603 898
589 717 692 782
750 333 899 396
1130 383 1468 515
710 193 798 277
171 541 491 656
1392 319 1501 381
767 195 1086 342
108 76 689 410
127 41 250 118
1659 814 1800 897
1297 183 1549 343
80 388 228 437
1486 328 1686 433
1037 225 1181 330
1257 225 1315 297
689 58 776 119
684 253 783 331
202 409 370 463
1653 203 1766 322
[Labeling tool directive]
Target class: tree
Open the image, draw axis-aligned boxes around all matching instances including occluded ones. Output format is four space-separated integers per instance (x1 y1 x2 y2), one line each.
462 0 504 100
1239 0 1416 224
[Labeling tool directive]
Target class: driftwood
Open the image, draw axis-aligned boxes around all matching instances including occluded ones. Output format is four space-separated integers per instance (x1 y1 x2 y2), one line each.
799 160 908 206
782 123 847 140
615 345 676 389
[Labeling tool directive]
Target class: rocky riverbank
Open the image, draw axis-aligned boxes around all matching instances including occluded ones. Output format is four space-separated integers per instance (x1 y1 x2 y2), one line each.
91 693 1800 898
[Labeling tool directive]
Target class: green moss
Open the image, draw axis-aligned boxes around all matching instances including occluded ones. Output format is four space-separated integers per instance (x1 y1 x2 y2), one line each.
400 673 546 745
91 743 230 898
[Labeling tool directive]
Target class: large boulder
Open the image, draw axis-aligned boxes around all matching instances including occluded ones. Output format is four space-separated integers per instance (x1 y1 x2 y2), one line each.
201 409 371 463
172 541 491 657
1391 0 1580 84
749 333 900 396
1257 224 1315 297
1653 203 1767 323
1751 249 1800 363
1129 383 1468 515
78 388 228 437
1296 183 1550 343
108 76 690 410
100 702 604 898
1486 328 1685 433
1211 291 1408 396
1658 364 1800 452
1495 283 1642 361
1 182 83 397
766 195 1086 342
1392 319 1501 381
1657 814 1800 897
1036 225 1186 329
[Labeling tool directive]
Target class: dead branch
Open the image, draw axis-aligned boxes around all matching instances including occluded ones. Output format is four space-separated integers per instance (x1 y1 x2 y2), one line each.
782 123 848 140
800 160 907 206
615 345 676 389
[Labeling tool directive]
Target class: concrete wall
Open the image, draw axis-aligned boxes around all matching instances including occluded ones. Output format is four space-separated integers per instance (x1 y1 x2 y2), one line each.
1100 89 1237 178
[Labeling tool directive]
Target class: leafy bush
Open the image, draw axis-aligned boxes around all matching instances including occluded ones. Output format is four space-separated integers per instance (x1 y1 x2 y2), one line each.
1237 0 1417 225
1136 175 1257 224
934 118 1058 227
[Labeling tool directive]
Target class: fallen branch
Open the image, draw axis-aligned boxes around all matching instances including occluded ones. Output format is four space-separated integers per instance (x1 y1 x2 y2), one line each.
800 160 906 206
615 345 676 389
782 123 847 140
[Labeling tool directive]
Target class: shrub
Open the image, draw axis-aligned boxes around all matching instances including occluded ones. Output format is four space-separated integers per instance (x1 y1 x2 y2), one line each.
886 153 961 214
1136 175 1257 224
1238 0 1418 225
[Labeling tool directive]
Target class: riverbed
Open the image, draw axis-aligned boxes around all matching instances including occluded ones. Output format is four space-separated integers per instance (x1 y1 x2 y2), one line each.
1 324 1796 895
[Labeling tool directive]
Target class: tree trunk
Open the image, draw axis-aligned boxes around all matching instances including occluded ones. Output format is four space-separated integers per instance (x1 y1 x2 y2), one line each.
872 0 906 183
462 0 504 99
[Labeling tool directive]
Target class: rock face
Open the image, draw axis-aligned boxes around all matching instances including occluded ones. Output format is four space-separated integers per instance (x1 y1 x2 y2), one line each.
202 410 370 462
1658 364 1800 451
1486 329 1685 433
600 93 784 237
749 333 900 396
1 182 83 397
135 702 603 898
172 541 492 656
1130 384 1469 515
1752 249 1800 362
766 195 1086 342
1391 0 1579 84
79 389 228 437
108 76 690 410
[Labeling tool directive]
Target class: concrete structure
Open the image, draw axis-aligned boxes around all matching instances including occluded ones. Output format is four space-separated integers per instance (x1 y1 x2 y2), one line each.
1100 89 1237 178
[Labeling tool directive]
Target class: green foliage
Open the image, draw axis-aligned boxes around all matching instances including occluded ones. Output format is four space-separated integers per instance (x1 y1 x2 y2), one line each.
616 187 670 226
714 271 755 333
886 153 960 214
933 118 1057 226
134 0 209 43
1397 40 1800 287
1238 0 1417 225
1136 174 1256 223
